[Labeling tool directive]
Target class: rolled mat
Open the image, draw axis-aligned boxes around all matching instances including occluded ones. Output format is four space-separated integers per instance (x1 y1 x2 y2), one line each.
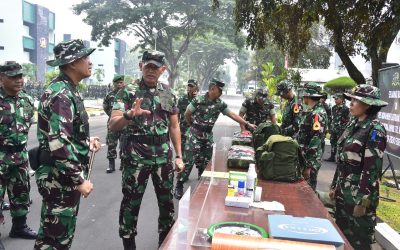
211 233 335 250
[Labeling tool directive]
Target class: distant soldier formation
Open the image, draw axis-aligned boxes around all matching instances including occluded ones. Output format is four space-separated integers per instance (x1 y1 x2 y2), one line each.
0 38 388 250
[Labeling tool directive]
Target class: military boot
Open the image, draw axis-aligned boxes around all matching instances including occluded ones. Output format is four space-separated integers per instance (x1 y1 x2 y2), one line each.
174 181 184 200
1 201 10 210
9 216 37 239
106 159 116 173
325 148 336 162
122 238 136 250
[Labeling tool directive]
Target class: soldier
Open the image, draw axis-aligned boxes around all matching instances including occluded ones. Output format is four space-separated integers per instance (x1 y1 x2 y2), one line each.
239 88 277 131
109 50 184 249
275 80 303 137
0 61 37 240
330 85 387 250
103 74 125 173
296 82 327 191
320 92 331 155
34 39 101 250
177 79 199 157
173 79 256 200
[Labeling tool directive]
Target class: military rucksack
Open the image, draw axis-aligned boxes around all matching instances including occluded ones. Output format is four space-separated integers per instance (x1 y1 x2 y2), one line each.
253 121 281 162
256 135 305 182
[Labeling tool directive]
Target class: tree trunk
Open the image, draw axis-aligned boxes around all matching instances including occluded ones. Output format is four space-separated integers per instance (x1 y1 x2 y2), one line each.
334 42 366 85
167 67 178 88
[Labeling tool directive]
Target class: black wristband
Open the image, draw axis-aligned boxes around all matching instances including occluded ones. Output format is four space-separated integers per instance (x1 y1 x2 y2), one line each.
123 112 133 120
175 155 182 159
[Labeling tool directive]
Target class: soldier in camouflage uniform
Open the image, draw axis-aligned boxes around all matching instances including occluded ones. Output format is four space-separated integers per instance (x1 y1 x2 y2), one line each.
275 80 303 137
173 79 256 200
239 88 276 131
330 85 387 250
325 93 350 162
296 82 327 191
177 79 199 158
34 40 101 250
108 51 184 250
0 61 37 240
103 74 125 173
320 92 331 155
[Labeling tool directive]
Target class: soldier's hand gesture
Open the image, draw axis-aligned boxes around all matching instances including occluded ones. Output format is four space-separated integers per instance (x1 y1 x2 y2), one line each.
78 180 94 198
175 158 185 174
127 98 151 118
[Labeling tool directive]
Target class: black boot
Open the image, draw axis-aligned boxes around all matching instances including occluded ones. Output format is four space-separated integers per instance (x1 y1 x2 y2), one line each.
1 201 10 210
106 159 116 173
174 181 184 200
9 216 37 239
325 148 336 162
122 238 136 250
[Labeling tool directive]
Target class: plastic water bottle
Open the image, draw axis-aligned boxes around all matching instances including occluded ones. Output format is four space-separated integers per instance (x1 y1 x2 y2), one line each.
246 164 257 201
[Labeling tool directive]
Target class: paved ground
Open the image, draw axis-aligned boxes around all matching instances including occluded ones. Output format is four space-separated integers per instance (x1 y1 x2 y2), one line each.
0 95 394 249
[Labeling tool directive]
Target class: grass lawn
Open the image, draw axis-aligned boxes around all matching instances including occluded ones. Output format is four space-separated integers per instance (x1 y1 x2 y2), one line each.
377 180 400 231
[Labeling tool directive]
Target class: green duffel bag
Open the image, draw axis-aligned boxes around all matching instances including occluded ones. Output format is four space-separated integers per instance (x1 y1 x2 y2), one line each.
256 135 305 182
232 131 253 146
252 122 281 152
227 145 255 169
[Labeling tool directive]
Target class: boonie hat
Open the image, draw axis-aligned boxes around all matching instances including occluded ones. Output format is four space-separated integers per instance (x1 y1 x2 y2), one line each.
47 39 96 67
344 84 388 107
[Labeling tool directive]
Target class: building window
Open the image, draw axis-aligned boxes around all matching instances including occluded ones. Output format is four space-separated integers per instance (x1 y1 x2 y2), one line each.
23 1 36 24
0 46 4 50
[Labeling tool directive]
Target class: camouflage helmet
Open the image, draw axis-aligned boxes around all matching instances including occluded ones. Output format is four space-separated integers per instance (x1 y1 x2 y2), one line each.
209 78 225 91
0 61 23 77
275 80 293 96
302 82 323 97
47 39 96 67
142 50 166 67
113 74 124 83
344 84 388 107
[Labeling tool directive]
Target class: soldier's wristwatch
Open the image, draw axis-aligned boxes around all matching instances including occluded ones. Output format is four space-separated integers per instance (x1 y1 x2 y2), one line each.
123 112 133 120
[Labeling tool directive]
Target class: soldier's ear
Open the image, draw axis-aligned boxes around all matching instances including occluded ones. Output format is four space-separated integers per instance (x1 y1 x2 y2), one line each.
139 62 143 71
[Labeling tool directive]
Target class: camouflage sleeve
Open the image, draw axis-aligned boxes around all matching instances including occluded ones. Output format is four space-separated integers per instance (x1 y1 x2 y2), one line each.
103 94 112 116
47 94 85 186
239 100 247 113
170 92 179 115
283 103 303 136
304 113 325 170
113 88 129 113
186 96 198 113
356 126 386 207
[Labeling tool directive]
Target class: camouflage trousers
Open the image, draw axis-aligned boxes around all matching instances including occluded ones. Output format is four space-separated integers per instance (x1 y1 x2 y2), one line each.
119 159 175 240
34 169 81 250
306 167 320 191
329 131 342 156
335 195 376 250
106 127 121 159
179 132 213 182
0 161 30 219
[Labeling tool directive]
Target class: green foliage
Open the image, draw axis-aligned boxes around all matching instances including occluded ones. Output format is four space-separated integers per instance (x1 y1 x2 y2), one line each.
324 77 356 89
377 181 400 231
93 68 105 84
22 63 37 81
260 62 301 96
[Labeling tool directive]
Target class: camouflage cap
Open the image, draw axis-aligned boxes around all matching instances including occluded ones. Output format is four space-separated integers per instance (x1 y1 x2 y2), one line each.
255 88 269 97
333 93 345 99
344 84 388 107
47 39 96 67
275 80 293 96
209 78 225 91
142 50 166 68
113 74 124 83
187 79 198 87
302 82 323 97
0 61 23 77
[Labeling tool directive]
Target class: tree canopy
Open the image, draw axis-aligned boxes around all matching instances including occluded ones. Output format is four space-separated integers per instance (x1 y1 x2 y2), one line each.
74 0 239 87
213 0 400 86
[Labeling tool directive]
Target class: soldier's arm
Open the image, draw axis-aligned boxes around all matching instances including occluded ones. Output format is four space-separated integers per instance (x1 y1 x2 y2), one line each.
270 106 277 124
109 98 150 131
184 102 196 125
102 95 112 116
355 127 386 208
46 94 86 186
169 114 182 158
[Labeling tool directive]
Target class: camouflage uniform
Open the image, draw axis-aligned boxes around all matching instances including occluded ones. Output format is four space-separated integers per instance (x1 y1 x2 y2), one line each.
320 98 331 155
179 91 230 182
240 90 276 125
34 39 95 250
332 85 387 250
177 94 195 157
113 78 178 243
103 87 121 159
328 96 350 161
276 80 303 137
296 83 327 191
0 63 34 232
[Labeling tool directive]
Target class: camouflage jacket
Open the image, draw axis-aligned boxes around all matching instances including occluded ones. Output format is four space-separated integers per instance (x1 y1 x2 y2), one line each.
240 98 275 125
37 73 90 186
187 93 230 140
322 102 331 130
281 95 303 137
333 117 386 208
297 102 327 171
103 88 120 117
0 88 34 165
113 79 178 164
330 104 350 135
177 94 194 134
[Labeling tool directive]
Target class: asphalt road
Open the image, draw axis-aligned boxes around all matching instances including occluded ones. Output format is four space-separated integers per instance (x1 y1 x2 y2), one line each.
1 94 396 250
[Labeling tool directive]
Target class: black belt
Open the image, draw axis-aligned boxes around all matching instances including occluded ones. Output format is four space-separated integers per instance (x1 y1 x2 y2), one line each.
0 144 26 153
192 123 213 133
129 135 170 145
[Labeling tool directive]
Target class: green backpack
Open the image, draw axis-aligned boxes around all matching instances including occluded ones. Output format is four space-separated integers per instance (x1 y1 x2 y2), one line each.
252 122 281 151
256 135 305 182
